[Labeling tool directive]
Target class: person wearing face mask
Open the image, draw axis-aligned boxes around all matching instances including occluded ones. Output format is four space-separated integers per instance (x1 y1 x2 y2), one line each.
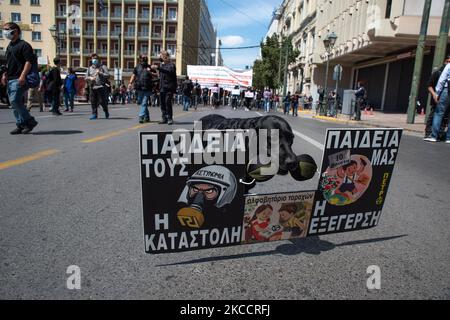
1 22 38 134
46 58 63 116
129 54 155 123
86 53 110 120
151 50 177 125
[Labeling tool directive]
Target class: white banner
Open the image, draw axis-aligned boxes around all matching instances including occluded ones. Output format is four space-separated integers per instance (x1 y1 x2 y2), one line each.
187 65 253 90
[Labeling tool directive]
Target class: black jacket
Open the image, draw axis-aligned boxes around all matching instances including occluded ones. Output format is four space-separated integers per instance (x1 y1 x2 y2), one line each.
158 63 177 93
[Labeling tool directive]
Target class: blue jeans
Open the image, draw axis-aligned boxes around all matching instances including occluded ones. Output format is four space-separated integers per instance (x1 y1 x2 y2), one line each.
265 98 270 112
292 102 298 116
432 89 450 140
137 90 151 119
183 95 191 111
64 90 75 110
7 79 33 127
284 102 290 114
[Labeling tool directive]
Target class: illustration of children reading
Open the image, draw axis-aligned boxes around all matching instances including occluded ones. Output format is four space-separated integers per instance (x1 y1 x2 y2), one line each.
277 203 307 239
334 159 370 201
246 204 274 241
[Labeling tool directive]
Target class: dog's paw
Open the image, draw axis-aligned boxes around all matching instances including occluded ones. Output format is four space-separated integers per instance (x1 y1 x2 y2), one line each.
289 154 318 182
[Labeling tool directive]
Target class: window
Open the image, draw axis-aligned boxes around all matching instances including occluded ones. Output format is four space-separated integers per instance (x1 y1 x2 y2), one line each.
72 59 80 67
11 12 21 22
31 14 41 24
153 7 163 19
167 44 176 57
153 43 161 55
168 8 177 20
30 0 40 5
32 32 41 41
10 0 20 4
34 49 42 57
385 0 393 19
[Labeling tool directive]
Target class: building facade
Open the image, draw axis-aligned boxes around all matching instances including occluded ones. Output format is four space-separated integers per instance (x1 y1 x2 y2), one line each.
0 0 57 65
1 0 203 79
198 0 216 66
277 0 450 113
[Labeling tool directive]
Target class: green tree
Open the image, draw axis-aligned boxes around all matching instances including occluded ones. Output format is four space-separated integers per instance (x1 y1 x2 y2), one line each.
252 34 299 91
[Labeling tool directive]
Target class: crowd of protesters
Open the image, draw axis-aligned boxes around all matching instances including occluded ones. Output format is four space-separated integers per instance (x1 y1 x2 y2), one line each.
1 21 449 143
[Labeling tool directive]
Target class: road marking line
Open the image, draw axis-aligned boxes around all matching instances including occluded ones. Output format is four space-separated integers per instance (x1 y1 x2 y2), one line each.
81 129 129 143
81 111 191 144
293 130 325 150
0 149 60 171
256 112 263 116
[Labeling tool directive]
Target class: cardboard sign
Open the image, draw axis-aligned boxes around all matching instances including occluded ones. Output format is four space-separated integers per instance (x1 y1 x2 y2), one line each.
308 128 403 236
140 128 403 254
140 131 247 254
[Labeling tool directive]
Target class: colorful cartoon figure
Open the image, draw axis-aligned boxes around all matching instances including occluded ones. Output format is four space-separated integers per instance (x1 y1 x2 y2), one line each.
278 203 306 238
334 159 370 200
246 204 274 241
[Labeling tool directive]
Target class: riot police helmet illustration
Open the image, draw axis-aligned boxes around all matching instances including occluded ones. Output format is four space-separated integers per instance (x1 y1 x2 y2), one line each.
178 165 238 209
177 166 238 229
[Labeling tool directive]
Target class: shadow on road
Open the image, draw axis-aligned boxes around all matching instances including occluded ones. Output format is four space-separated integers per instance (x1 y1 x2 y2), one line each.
156 235 407 267
32 130 84 135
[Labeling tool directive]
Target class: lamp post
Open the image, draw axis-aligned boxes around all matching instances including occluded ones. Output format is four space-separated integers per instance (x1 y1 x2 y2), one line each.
49 24 66 60
322 31 337 116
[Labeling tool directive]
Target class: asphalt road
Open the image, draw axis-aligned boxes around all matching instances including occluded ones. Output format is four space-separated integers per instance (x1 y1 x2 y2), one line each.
0 103 449 300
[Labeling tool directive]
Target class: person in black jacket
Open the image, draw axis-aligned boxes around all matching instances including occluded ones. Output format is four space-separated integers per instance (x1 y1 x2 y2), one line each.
129 54 156 123
46 58 63 116
151 50 177 125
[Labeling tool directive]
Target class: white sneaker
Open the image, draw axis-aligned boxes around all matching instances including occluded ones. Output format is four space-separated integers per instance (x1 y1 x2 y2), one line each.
446 140 450 144
424 137 438 142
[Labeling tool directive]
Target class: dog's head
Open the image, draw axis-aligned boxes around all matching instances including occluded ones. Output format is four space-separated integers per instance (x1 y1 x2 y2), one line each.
257 116 297 175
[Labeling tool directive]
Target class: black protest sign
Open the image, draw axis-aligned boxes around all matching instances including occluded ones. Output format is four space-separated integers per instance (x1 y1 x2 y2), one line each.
140 131 247 254
308 128 403 236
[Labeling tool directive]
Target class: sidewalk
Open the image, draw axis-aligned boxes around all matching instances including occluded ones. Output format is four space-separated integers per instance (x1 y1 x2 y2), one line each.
281 108 426 136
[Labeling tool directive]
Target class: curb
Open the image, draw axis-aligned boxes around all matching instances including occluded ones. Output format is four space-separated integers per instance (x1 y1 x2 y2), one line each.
312 115 423 134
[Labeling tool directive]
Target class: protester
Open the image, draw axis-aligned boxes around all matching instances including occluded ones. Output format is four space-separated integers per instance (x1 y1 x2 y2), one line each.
425 62 450 143
202 87 209 106
46 58 63 116
182 76 193 112
192 80 201 110
283 91 291 115
210 84 220 109
151 50 177 125
231 85 240 110
354 81 366 121
27 67 45 112
244 87 254 111
1 22 39 134
424 55 450 140
264 87 272 113
86 53 110 120
63 67 77 112
291 93 299 117
129 54 155 123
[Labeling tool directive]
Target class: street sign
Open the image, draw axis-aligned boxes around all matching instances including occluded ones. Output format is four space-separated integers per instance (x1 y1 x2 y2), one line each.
37 56 48 66
333 64 343 81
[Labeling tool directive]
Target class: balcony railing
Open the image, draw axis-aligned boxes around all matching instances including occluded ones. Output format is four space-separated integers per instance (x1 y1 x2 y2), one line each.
138 32 149 37
56 11 67 17
84 12 94 17
70 49 81 54
125 13 136 19
111 13 122 18
84 30 94 36
166 33 176 39
124 32 135 37
139 14 150 19
152 15 163 20
124 50 135 56
97 31 108 36
110 31 121 36
152 33 162 38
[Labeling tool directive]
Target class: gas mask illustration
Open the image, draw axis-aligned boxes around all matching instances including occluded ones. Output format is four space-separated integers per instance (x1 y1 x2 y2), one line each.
177 166 238 229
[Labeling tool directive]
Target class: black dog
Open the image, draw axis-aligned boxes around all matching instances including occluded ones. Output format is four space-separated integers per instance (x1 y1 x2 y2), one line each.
200 114 317 188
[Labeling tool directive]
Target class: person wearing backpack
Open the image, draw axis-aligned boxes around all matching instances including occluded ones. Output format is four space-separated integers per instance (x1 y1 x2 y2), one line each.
1 22 38 134
181 76 193 112
63 67 77 113
129 54 155 123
